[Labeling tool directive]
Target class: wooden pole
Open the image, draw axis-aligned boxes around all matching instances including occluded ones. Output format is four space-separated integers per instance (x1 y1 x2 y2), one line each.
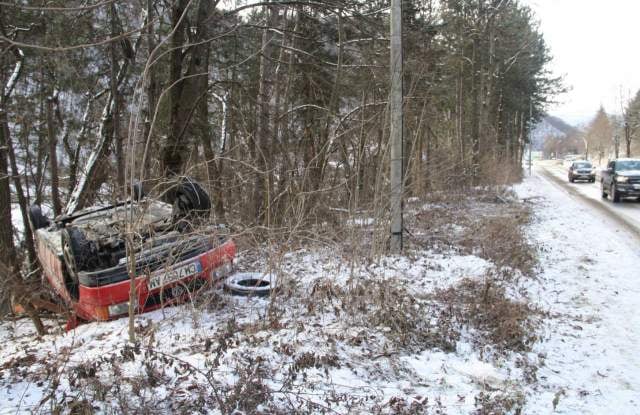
528 100 532 176
389 0 403 253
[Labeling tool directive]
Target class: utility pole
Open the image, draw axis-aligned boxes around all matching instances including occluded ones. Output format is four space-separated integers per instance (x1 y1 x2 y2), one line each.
528 100 532 176
389 0 403 253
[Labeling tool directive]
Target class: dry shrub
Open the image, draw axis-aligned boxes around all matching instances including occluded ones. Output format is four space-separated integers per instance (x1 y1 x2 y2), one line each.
376 395 445 415
461 207 536 276
436 278 538 352
347 280 427 347
52 398 95 415
218 355 273 414
478 152 524 187
408 187 537 274
303 278 458 352
473 390 525 415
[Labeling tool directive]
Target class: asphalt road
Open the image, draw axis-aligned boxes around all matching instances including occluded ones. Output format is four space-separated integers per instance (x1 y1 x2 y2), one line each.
536 160 640 240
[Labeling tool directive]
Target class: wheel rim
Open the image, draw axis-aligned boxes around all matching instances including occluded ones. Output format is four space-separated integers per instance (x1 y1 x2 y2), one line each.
225 272 276 296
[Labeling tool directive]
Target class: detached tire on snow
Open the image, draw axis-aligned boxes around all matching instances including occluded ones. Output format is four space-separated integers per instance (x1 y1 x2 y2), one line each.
224 273 277 297
61 227 99 281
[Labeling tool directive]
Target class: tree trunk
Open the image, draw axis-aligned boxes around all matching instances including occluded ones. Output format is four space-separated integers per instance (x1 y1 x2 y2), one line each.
252 3 278 223
143 0 159 180
163 0 190 176
626 122 631 157
65 35 138 214
65 96 116 214
470 33 481 185
163 0 214 177
0 124 14 270
45 96 62 216
1 114 36 268
111 4 125 197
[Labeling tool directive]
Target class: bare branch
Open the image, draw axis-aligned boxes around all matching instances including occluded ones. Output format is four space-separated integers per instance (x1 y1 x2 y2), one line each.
0 0 118 12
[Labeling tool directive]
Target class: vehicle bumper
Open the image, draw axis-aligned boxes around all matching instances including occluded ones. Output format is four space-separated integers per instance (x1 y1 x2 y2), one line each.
615 184 640 197
73 239 236 321
571 174 595 180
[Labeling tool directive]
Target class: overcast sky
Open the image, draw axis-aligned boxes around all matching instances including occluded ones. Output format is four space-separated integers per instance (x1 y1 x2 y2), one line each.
522 0 640 127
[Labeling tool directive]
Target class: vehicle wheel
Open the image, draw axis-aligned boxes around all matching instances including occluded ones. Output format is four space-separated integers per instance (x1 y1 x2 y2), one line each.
61 227 99 281
224 272 276 297
611 184 621 203
28 205 50 230
169 177 211 219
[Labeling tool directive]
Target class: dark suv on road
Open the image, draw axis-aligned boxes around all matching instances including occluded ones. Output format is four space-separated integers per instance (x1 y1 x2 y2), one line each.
568 160 596 183
601 158 640 203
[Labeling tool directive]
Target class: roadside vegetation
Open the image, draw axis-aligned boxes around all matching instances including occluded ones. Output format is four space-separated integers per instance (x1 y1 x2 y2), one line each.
1 183 543 413
0 0 559 412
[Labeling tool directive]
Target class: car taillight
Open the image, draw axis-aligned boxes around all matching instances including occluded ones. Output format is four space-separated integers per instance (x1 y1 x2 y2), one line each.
94 306 110 321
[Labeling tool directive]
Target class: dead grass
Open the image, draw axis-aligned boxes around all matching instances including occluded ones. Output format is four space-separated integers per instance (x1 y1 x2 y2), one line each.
460 210 536 277
473 390 525 415
300 277 459 353
435 277 539 353
409 187 538 278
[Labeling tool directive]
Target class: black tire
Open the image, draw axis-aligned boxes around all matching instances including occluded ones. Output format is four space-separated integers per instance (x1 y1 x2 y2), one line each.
611 184 621 203
224 273 276 297
169 177 211 219
61 227 99 280
28 205 50 230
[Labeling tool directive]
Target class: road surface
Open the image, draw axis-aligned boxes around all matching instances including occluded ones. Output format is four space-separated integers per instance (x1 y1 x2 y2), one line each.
537 159 640 239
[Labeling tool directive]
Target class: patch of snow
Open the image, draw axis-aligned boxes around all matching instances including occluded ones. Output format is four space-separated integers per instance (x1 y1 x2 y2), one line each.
515 173 640 414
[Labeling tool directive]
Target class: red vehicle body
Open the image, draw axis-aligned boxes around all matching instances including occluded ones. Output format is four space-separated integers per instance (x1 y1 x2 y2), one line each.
32 189 236 323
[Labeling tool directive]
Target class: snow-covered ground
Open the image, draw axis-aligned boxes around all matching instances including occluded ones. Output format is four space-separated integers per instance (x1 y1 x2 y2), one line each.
518 171 640 413
2 171 640 414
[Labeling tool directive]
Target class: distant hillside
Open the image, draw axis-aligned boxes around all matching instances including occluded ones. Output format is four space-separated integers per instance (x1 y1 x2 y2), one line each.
531 115 577 150
545 115 577 135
